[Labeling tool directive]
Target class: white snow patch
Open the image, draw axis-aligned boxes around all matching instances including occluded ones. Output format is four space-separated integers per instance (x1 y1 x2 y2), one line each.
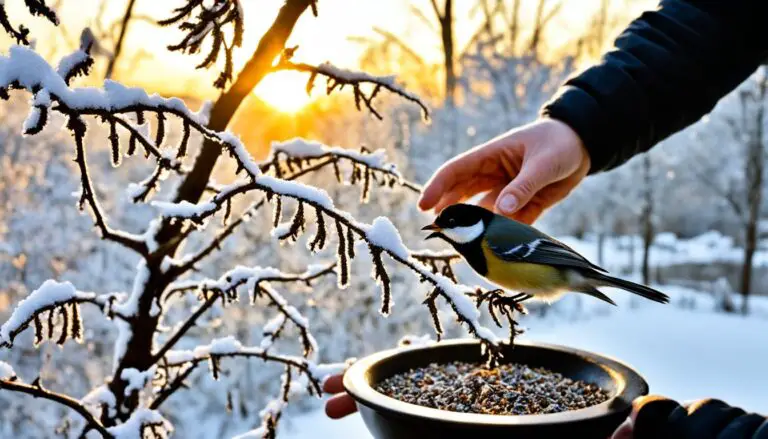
0 361 16 380
364 217 409 259
120 366 156 396
152 200 216 219
82 385 117 417
106 408 172 439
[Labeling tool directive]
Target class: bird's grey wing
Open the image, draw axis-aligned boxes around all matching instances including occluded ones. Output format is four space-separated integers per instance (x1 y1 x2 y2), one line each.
487 236 607 273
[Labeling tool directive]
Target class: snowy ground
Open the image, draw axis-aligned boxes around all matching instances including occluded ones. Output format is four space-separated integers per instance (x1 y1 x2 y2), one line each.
279 287 768 438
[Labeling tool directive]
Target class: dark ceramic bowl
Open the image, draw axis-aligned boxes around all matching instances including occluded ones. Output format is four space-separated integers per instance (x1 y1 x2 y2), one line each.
344 339 648 439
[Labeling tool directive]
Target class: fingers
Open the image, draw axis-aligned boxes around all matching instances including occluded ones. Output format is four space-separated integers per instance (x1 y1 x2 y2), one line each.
610 417 634 439
418 148 491 212
477 189 502 211
631 395 681 439
322 374 345 394
325 394 358 419
418 158 469 211
673 399 744 439
510 202 545 225
432 190 468 215
495 157 560 217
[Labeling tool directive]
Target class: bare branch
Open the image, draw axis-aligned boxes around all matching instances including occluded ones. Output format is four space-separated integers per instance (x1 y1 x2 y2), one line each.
0 378 113 438
0 0 59 45
72 125 149 255
159 0 244 88
371 27 427 66
154 263 337 365
272 59 430 120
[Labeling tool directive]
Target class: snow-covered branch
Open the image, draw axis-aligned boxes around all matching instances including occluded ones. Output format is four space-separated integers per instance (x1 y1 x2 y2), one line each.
154 140 420 226
265 138 422 194
154 337 345 437
159 176 505 357
0 280 125 348
274 58 430 120
156 263 337 367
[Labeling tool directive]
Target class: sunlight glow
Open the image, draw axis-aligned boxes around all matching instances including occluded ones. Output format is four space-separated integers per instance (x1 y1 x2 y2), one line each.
253 71 315 114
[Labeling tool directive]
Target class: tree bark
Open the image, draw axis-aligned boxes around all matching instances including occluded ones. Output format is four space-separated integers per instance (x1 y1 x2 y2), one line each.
440 0 455 107
641 154 653 285
104 0 137 80
106 0 313 419
596 230 605 268
740 76 766 315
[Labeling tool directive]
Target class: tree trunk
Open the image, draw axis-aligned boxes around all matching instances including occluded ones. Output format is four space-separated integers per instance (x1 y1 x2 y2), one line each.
739 69 766 315
106 0 314 419
440 0 455 107
641 154 653 285
596 230 605 268
104 0 137 80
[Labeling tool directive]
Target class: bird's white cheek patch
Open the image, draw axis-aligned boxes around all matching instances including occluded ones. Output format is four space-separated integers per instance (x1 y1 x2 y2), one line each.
442 221 485 244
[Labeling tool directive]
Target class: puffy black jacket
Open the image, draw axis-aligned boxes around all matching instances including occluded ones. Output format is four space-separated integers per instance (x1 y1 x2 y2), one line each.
541 0 768 173
632 397 768 439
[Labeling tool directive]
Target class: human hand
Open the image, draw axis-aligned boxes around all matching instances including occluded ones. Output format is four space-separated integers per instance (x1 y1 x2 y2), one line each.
323 374 358 419
418 118 590 224
611 395 768 439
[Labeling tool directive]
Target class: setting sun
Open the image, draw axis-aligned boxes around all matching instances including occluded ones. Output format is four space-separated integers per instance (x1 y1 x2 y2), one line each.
253 71 315 113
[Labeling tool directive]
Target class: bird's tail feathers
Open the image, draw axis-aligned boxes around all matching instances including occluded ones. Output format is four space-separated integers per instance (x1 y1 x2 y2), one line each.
589 273 669 304
580 287 617 306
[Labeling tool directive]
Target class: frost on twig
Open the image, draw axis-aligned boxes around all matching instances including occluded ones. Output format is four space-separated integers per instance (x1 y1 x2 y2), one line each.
274 51 430 120
0 280 124 348
158 0 244 89
0 0 58 45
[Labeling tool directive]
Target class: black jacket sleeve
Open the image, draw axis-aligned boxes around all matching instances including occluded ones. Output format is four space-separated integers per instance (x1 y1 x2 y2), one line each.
631 397 768 439
541 0 768 174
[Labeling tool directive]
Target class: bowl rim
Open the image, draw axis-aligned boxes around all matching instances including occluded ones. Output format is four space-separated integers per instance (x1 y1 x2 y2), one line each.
343 339 648 427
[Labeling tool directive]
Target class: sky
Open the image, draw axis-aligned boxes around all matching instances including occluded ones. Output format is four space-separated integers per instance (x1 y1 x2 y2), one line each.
1 0 654 112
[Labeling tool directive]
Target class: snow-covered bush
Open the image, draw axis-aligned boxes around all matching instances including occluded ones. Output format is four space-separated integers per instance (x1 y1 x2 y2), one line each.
0 2 521 437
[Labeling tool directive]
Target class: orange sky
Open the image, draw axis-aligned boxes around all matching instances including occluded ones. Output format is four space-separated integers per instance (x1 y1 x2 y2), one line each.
1 0 653 112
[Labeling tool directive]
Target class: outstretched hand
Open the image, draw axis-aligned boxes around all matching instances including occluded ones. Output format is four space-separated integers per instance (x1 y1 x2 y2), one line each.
418 118 590 224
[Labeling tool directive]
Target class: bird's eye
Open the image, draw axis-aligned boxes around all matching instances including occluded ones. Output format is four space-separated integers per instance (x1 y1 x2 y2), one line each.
448 218 455 225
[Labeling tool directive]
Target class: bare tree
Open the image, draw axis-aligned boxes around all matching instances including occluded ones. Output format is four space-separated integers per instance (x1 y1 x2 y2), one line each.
103 0 138 80
686 67 768 315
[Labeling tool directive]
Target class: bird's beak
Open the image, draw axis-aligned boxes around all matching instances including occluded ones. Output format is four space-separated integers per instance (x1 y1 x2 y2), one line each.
421 223 441 240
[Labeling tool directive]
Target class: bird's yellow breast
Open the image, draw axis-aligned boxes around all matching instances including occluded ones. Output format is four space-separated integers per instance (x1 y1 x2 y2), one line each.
480 243 565 291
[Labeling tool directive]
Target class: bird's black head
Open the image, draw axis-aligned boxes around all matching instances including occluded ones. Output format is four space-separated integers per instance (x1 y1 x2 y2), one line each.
422 204 496 245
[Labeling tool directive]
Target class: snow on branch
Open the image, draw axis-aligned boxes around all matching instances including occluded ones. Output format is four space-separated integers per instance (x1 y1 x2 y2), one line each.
106 408 172 439
0 0 58 45
158 0 244 89
274 52 430 120
158 169 505 359
0 32 221 255
0 280 125 348
156 337 345 437
155 139 421 227
266 138 422 196
156 263 336 367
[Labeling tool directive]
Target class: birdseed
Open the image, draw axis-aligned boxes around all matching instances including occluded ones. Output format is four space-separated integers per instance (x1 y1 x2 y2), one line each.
374 361 609 415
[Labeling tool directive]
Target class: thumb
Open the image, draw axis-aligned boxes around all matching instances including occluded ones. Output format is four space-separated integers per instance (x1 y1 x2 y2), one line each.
495 159 558 216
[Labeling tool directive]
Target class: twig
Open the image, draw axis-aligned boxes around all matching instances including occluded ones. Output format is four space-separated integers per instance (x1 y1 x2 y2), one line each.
0 378 113 438
272 60 429 120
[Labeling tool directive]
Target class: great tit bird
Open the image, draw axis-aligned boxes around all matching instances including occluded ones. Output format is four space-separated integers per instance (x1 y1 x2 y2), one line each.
422 203 669 305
